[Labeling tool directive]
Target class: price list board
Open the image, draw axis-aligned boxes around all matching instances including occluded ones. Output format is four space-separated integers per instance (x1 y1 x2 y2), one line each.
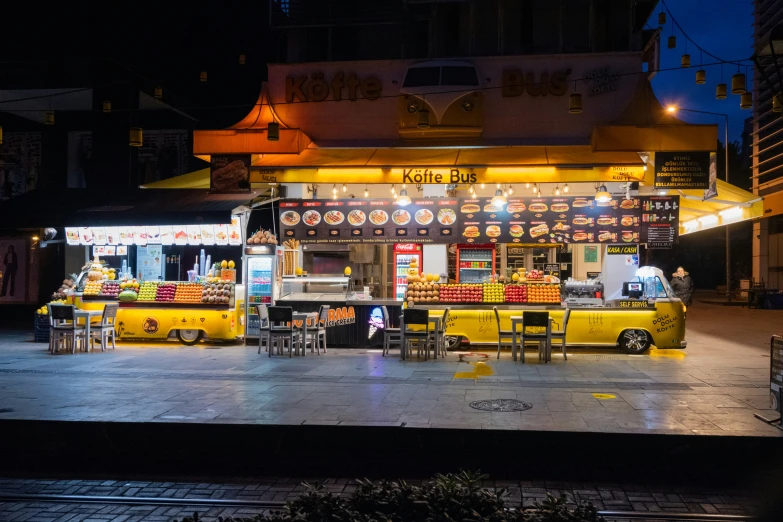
640 196 679 249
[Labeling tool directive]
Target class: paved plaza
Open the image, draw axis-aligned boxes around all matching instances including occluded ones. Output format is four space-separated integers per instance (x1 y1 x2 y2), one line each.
1 301 782 436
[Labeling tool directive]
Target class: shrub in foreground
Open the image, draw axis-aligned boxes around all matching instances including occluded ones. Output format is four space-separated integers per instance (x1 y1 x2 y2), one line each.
176 471 604 522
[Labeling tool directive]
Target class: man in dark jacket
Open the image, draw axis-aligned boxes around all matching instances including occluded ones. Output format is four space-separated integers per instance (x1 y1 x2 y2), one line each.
670 266 694 305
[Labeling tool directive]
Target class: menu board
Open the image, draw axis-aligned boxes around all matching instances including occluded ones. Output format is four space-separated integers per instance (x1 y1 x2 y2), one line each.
227 220 243 246
79 227 94 245
92 227 107 245
133 226 148 246
641 195 679 249
214 224 229 245
201 225 216 245
279 196 679 246
173 226 188 245
147 226 161 244
137 245 163 281
186 225 202 245
279 199 460 243
117 246 128 256
106 227 119 246
93 245 117 256
65 228 80 246
160 226 174 245
118 227 133 245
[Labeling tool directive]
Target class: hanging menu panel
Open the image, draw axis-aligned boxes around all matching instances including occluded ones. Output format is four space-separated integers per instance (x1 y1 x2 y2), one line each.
641 195 679 249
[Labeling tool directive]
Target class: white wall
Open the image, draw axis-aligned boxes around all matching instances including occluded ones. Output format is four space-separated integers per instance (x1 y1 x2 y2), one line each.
423 244 448 279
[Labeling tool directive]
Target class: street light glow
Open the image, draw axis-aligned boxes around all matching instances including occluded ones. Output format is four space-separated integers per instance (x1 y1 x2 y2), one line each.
667 106 677 113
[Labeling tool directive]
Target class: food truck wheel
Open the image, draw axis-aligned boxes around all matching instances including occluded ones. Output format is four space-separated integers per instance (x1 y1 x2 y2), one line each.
444 335 464 351
619 329 652 354
177 329 203 346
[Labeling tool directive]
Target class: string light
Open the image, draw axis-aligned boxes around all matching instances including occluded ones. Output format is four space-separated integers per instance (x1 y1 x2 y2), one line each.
342 183 347 193
555 185 561 196
332 184 338 195
364 185 369 197
563 183 570 193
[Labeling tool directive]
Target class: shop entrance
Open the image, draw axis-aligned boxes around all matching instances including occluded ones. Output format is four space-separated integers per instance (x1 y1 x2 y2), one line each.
501 245 572 280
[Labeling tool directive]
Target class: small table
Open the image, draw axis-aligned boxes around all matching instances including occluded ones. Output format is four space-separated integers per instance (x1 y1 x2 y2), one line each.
74 310 103 351
293 312 318 356
510 315 554 362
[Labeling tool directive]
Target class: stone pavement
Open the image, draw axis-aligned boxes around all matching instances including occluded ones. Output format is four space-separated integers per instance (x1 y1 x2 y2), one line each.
0 303 782 436
0 476 761 521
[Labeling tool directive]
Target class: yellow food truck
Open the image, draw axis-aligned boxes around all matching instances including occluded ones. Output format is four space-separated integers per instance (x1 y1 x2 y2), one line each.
412 265 686 355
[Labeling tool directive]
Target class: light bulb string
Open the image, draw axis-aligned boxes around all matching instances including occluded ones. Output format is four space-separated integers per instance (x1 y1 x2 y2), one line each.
660 0 749 67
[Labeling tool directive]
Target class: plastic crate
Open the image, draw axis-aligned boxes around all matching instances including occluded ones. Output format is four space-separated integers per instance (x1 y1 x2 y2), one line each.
34 327 50 343
33 313 50 343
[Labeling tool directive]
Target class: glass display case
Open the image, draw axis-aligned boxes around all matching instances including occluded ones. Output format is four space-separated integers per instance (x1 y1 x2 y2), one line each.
280 276 351 302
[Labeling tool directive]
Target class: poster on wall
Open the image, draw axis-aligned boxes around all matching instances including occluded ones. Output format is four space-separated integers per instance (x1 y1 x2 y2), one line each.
0 238 27 304
654 151 711 189
210 154 251 193
65 228 80 246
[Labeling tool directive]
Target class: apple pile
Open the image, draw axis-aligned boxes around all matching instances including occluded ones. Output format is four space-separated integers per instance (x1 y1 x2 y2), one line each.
438 284 483 303
527 269 544 281
504 284 528 303
155 283 177 302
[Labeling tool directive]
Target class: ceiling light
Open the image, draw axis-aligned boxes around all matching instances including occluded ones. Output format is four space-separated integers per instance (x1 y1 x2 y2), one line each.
364 186 369 198
332 184 338 194
563 183 569 193
396 189 411 206
698 215 719 225
525 182 530 189
342 183 347 193
480 183 485 189
683 219 700 230
491 188 507 207
508 186 514 195
595 184 612 203
555 185 561 196
719 206 742 219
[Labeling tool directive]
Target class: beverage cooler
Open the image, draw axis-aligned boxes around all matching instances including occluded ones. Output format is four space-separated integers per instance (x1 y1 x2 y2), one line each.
456 244 496 283
243 245 281 340
393 244 422 301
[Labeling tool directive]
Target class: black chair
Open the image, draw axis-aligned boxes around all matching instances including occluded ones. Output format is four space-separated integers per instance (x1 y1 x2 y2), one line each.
550 308 571 360
401 308 430 360
520 311 552 363
267 306 301 357
494 307 516 360
255 304 270 354
381 306 401 356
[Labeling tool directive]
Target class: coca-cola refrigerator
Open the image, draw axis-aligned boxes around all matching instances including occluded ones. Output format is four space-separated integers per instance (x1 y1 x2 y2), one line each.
394 243 422 301
456 244 496 283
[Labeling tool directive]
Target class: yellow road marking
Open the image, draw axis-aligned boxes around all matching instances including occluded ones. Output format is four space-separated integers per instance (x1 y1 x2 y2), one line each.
454 361 494 379
648 346 686 359
592 393 617 400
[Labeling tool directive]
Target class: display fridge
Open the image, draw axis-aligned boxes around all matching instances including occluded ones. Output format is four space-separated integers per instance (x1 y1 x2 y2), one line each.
456 244 496 283
393 243 422 301
243 245 281 340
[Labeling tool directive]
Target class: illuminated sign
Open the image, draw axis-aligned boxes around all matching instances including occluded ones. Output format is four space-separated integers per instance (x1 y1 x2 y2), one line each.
368 307 384 339
618 300 654 308
606 245 639 255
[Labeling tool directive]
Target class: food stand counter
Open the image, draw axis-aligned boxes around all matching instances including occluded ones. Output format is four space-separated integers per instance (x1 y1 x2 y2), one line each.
276 276 402 347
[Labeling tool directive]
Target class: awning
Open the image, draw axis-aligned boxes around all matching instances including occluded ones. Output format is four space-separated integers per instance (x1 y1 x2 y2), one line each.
0 189 252 229
677 180 763 236
141 169 211 189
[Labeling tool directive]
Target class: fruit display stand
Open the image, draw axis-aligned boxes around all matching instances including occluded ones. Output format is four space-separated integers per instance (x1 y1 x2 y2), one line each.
74 280 242 345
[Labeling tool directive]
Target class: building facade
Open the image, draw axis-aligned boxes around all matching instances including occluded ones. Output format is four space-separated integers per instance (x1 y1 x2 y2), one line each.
753 0 783 288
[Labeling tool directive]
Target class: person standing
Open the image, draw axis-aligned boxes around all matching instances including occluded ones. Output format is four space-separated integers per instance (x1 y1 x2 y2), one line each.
670 266 694 306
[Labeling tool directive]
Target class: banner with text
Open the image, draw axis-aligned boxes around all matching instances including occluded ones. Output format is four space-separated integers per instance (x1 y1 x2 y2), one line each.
654 151 711 189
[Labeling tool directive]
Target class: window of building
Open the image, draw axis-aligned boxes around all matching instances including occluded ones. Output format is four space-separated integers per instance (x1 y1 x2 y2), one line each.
532 0 561 54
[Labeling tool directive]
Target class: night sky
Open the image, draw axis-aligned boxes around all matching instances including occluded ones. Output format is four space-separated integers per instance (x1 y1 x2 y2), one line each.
651 0 754 144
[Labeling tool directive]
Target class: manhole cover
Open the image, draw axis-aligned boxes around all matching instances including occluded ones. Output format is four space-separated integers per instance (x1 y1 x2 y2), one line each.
469 399 532 412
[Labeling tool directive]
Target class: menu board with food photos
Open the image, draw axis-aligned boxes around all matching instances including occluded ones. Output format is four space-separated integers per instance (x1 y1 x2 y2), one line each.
279 198 460 243
279 196 678 245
